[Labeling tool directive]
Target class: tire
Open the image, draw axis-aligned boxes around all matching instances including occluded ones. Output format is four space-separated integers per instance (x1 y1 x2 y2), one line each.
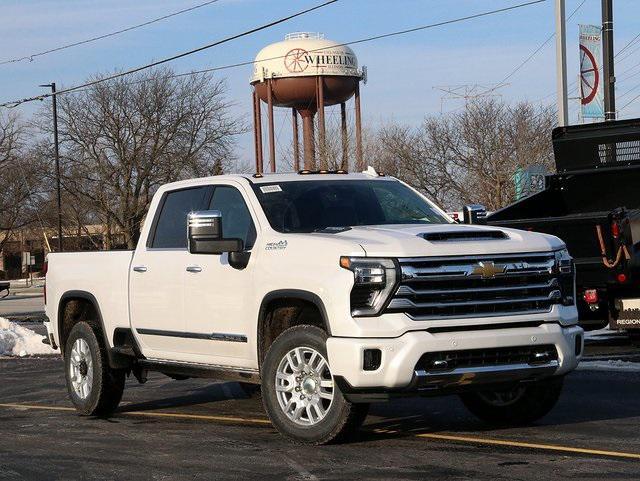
64 322 125 417
261 325 369 444
460 376 564 426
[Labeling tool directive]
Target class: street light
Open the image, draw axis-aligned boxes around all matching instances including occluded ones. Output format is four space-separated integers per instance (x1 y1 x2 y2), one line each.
39 83 63 252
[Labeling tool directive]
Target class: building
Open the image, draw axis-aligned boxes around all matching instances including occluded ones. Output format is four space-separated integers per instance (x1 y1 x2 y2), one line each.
0 225 126 280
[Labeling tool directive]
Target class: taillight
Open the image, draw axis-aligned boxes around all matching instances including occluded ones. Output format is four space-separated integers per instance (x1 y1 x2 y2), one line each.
583 289 599 304
611 221 620 239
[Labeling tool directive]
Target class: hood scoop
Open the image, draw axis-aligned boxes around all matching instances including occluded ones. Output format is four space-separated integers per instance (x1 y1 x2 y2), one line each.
420 230 508 242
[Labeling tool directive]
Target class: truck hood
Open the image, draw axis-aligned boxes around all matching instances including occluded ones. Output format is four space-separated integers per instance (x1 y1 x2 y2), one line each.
319 224 565 257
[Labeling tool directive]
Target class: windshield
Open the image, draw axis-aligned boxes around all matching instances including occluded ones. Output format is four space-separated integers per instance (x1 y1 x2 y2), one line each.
252 179 450 233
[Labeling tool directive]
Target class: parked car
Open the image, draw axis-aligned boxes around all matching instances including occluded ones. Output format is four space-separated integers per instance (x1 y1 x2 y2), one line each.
44 170 582 444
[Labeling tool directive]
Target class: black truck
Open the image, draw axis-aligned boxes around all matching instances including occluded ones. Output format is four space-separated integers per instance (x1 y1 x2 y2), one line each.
486 118 640 336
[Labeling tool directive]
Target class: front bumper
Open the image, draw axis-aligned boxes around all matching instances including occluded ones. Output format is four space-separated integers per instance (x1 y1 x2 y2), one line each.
326 323 583 401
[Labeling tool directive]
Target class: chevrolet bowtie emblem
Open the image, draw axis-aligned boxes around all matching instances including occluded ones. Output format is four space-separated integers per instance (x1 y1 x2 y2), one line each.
472 261 506 278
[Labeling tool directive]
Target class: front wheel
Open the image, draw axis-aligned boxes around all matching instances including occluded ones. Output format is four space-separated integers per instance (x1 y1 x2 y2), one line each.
460 376 564 426
64 322 125 416
261 325 368 444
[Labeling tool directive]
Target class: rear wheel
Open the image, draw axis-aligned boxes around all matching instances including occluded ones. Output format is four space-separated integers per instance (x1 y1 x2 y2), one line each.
460 376 564 426
64 322 125 416
261 325 368 444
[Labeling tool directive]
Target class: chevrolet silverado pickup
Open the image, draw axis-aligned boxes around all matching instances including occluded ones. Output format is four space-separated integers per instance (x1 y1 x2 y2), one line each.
44 170 583 444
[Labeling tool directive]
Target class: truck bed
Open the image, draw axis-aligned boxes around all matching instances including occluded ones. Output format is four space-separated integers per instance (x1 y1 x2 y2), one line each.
45 250 134 348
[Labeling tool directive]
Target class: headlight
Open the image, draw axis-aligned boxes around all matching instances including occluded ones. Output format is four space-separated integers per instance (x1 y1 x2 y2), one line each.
554 248 575 306
340 257 397 316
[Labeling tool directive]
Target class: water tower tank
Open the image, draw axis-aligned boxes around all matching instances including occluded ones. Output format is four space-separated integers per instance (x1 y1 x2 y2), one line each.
251 32 360 108
250 33 365 172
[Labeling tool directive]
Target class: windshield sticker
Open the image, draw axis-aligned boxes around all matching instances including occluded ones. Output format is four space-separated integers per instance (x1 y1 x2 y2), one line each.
265 240 288 251
260 185 282 194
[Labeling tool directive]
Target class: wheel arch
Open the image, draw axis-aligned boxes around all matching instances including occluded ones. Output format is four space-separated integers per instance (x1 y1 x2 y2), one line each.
57 290 116 366
257 289 332 369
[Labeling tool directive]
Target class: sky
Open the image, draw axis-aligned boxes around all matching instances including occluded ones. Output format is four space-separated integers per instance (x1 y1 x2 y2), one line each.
2 0 640 166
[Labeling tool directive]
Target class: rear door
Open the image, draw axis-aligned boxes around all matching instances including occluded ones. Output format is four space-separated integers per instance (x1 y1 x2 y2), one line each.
181 182 259 367
129 185 211 359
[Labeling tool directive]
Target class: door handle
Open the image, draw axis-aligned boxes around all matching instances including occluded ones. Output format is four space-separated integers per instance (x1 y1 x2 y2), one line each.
132 266 147 273
186 266 202 273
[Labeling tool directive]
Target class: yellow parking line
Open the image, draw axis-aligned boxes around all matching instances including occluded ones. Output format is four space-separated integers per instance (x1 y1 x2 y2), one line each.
0 403 75 412
417 433 640 460
122 410 271 424
3 403 639 460
0 403 271 425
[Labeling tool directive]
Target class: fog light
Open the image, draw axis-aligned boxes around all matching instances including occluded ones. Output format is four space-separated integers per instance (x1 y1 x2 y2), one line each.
363 349 382 371
529 350 551 365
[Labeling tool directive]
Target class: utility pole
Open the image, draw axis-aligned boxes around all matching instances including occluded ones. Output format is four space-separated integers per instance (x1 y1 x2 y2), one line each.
602 0 616 120
40 82 63 252
555 0 569 126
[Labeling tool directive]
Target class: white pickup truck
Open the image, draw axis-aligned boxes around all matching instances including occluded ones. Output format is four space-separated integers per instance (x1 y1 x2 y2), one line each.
45 170 583 444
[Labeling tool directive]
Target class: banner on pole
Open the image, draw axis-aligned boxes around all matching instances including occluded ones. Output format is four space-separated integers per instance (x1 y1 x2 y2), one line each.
579 25 604 120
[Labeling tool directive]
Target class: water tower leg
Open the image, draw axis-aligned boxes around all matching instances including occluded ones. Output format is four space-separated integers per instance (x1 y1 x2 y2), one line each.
299 109 316 169
340 102 348 170
317 77 327 169
355 83 364 170
267 79 276 173
292 108 300 171
253 89 263 174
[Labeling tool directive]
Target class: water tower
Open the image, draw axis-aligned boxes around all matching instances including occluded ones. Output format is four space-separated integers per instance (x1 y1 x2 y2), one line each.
250 33 365 173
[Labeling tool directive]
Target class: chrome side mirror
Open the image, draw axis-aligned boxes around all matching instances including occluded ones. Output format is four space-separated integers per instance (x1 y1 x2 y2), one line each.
188 210 243 255
463 204 487 225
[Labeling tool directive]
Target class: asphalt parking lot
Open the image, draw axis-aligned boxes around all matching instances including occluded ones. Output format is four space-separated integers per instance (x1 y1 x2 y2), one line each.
1 291 640 480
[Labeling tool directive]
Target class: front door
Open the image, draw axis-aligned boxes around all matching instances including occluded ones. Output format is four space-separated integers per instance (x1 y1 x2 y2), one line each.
129 185 211 360
182 182 259 368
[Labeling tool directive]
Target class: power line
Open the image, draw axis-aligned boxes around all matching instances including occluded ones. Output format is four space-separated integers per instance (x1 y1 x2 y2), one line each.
619 90 640 112
0 0 547 110
164 0 549 82
489 0 585 93
617 59 640 83
615 32 640 60
618 80 640 100
0 0 223 66
24 0 548 103
0 0 339 108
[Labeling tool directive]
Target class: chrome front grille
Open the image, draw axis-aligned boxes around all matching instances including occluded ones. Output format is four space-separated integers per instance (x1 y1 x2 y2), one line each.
386 252 560 320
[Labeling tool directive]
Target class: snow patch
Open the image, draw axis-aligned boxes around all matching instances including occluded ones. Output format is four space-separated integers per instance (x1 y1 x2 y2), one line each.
0 317 56 357
578 359 640 372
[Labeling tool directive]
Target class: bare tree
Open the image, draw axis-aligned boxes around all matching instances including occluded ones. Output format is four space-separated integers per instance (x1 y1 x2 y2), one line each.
0 113 44 253
37 69 246 248
370 99 556 211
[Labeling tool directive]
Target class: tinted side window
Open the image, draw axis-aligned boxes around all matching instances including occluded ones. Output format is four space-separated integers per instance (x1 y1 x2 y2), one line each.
209 186 256 249
152 187 210 248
